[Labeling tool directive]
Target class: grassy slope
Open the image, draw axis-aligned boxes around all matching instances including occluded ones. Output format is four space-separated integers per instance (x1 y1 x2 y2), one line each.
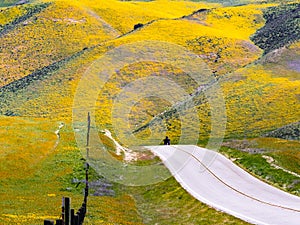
0 116 249 225
75 0 218 34
222 62 300 138
111 3 267 74
0 116 144 224
0 1 268 122
1 0 300 224
81 3 273 145
129 3 300 142
259 41 300 80
126 177 250 225
132 64 300 144
221 137 300 196
127 52 300 143
0 3 26 25
0 1 116 87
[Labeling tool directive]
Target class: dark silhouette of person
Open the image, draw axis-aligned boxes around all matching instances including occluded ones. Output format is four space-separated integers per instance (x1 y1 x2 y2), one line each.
163 136 170 145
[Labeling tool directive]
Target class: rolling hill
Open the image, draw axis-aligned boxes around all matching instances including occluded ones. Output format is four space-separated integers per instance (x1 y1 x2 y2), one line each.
0 0 299 224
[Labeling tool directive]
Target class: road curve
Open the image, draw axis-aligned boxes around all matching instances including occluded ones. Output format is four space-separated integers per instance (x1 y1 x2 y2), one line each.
145 145 300 225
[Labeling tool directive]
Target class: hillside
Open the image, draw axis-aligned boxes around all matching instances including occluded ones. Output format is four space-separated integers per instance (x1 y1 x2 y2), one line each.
0 0 20 7
251 2 300 54
264 121 300 140
1 0 300 224
132 2 300 142
0 1 118 87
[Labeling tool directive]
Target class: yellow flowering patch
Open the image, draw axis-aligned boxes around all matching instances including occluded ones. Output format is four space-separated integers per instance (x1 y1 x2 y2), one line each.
0 116 58 179
222 65 300 138
0 5 25 25
0 1 115 87
1 213 57 224
205 4 275 40
58 0 218 34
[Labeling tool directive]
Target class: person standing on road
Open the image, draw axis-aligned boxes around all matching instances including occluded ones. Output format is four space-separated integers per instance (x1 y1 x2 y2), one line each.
163 136 170 145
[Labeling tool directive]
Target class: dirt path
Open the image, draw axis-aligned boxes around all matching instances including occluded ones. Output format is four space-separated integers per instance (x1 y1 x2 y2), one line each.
262 155 300 178
53 122 64 149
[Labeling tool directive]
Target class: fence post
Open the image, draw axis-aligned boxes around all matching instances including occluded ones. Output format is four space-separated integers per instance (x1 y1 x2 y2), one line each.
70 209 75 225
64 197 71 225
85 112 90 205
77 211 82 224
56 219 63 225
87 112 90 148
44 220 54 225
84 162 89 204
61 197 65 224
83 203 87 217
79 207 83 223
74 214 79 225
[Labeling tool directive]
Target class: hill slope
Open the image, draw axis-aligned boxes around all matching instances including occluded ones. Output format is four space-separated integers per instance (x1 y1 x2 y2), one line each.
1 0 300 224
264 121 300 140
251 2 300 54
0 1 117 87
1 1 299 141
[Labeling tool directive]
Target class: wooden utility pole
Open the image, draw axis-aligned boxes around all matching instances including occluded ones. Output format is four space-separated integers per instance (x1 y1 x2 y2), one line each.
84 112 90 204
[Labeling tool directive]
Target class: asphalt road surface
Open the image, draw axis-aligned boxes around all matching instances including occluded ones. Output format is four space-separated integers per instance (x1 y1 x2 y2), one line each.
146 145 300 225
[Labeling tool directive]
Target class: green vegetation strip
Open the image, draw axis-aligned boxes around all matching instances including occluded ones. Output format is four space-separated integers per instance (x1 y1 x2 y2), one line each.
220 143 300 196
125 177 250 225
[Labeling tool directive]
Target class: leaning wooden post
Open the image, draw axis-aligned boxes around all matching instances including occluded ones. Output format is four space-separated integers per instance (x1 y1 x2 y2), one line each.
61 197 65 224
84 112 90 204
64 197 71 225
84 161 89 204
86 112 90 150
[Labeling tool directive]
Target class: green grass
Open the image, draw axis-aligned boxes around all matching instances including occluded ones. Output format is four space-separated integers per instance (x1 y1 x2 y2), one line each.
1 119 299 224
0 117 143 224
255 138 300 175
220 137 300 196
125 177 250 225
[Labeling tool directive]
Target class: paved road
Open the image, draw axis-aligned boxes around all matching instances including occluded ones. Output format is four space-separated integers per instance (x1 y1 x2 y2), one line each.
145 145 300 225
